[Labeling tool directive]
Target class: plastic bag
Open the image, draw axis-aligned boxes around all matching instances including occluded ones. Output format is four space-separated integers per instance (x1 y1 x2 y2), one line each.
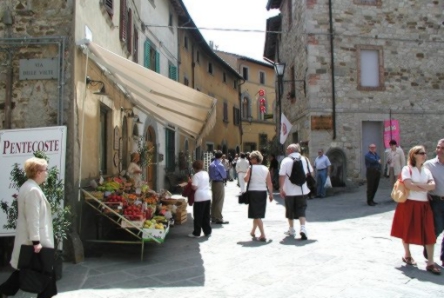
324 176 332 188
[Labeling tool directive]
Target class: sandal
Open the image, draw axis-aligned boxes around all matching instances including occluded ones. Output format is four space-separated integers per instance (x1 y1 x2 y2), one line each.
402 256 417 266
258 237 266 242
426 263 441 275
250 233 256 239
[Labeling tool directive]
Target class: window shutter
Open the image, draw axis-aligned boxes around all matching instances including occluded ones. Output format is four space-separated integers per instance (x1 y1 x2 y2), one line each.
126 9 133 53
104 0 113 16
155 51 160 73
144 40 151 68
233 107 236 125
119 0 127 42
133 26 138 63
169 65 177 81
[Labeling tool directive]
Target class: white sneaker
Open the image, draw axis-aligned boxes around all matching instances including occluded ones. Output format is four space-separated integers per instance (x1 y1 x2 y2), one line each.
188 233 199 238
284 228 295 236
300 226 308 240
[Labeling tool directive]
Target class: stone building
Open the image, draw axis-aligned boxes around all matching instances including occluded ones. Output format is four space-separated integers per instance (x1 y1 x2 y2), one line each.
0 0 216 261
215 50 276 155
176 2 243 160
265 0 444 185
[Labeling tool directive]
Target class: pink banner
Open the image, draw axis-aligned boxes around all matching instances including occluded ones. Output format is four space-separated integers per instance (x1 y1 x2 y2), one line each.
384 119 400 148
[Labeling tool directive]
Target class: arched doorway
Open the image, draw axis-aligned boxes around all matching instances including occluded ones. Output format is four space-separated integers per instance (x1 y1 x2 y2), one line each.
326 148 347 187
145 126 157 190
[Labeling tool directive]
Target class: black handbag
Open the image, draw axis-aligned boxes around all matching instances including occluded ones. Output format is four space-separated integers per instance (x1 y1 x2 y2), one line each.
304 158 316 189
238 166 252 204
18 245 55 294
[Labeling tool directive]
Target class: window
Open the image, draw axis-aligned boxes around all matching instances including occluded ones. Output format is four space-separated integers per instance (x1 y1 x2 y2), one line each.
289 65 296 101
99 106 109 174
242 97 251 119
103 0 113 17
184 36 188 50
126 9 133 53
168 63 177 81
223 72 226 83
292 132 299 143
259 134 268 151
206 143 214 152
353 0 381 6
242 66 249 80
357 45 385 91
223 101 228 123
165 127 175 172
119 0 128 42
144 39 160 72
233 107 240 126
168 11 173 27
208 62 213 74
259 71 265 85
184 77 189 86
196 51 200 63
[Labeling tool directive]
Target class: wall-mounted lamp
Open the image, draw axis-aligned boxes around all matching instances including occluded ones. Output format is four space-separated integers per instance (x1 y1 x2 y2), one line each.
86 76 106 95
120 107 135 118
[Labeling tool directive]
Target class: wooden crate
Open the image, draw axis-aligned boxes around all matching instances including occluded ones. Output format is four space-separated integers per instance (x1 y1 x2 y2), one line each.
174 209 187 225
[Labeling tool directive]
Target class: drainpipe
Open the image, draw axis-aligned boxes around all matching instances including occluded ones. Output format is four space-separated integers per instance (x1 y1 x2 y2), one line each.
328 0 336 140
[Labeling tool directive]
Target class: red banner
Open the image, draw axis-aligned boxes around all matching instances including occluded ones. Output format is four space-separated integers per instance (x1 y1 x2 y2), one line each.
384 119 400 149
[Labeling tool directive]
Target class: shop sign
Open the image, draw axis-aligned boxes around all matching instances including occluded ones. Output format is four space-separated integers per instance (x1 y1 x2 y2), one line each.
0 126 67 236
311 115 332 130
19 58 59 80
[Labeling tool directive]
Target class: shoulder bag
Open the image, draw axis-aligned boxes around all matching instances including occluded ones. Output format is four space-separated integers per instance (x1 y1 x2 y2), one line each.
18 245 55 294
304 157 316 189
238 166 252 204
391 167 412 203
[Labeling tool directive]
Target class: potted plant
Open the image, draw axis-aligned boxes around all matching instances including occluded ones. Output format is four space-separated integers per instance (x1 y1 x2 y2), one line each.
0 151 71 280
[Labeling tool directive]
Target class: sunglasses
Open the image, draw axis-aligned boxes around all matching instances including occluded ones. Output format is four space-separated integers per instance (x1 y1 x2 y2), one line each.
415 152 426 155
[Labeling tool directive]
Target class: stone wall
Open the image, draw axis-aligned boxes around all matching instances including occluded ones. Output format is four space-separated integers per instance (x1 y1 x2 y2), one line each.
278 0 444 179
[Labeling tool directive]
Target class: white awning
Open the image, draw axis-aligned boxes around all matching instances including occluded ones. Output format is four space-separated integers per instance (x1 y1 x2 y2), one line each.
78 40 216 144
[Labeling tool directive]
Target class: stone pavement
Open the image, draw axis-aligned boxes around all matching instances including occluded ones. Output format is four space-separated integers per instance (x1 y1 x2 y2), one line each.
1 178 444 298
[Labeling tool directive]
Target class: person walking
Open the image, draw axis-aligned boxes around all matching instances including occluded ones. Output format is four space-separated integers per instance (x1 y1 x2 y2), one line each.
268 154 279 191
279 143 313 240
188 160 212 238
236 153 250 193
208 150 228 224
424 139 444 267
221 154 231 185
313 149 331 198
0 157 57 298
385 140 406 187
231 153 239 181
244 151 274 241
391 145 440 275
365 143 382 206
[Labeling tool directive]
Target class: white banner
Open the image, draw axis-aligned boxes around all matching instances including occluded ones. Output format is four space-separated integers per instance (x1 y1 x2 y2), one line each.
280 113 292 144
0 126 67 236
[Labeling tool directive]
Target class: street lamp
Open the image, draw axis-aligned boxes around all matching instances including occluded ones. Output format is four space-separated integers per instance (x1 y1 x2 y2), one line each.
274 62 286 151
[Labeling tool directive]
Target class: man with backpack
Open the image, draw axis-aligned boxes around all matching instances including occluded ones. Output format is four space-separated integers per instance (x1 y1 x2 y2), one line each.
279 143 314 240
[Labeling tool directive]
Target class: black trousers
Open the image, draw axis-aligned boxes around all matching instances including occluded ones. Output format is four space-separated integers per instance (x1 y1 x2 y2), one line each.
193 200 212 236
0 269 57 298
366 168 381 203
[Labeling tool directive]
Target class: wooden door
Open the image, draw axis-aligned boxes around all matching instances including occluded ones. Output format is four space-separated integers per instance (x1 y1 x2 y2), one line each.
146 126 156 191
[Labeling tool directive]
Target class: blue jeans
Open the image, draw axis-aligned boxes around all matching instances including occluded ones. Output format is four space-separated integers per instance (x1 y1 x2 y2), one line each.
316 169 327 197
430 198 444 262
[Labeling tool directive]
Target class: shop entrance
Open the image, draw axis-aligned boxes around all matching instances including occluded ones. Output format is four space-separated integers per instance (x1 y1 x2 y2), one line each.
146 126 157 190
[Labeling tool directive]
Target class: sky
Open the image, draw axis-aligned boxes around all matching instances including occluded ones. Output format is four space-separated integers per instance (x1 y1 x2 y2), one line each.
181 0 279 62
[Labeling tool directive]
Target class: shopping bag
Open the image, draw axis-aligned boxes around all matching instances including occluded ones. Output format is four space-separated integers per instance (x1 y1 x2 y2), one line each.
324 176 332 188
18 245 55 294
391 178 409 203
238 192 249 204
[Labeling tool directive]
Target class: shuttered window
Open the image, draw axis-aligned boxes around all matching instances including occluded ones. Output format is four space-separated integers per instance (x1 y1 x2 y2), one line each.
104 0 113 17
233 107 240 126
155 52 160 73
133 25 138 63
223 101 228 123
165 128 175 172
169 64 177 81
126 9 133 54
144 39 160 72
119 0 127 42
144 40 151 69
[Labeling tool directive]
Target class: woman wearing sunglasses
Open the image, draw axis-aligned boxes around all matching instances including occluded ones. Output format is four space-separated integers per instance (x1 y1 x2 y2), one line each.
391 145 440 275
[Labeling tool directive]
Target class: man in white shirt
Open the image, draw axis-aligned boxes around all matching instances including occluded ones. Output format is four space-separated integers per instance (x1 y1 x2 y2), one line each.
236 153 250 193
279 143 313 240
314 149 331 198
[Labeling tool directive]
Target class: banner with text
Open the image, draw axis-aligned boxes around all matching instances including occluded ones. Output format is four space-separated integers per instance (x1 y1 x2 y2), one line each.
0 126 67 236
384 119 400 149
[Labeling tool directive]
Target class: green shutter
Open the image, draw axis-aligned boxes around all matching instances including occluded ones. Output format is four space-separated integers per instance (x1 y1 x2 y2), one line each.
155 51 160 73
169 65 177 81
144 40 151 69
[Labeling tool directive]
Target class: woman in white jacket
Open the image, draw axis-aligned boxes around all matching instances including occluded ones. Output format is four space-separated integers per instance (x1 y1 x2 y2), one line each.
0 157 56 298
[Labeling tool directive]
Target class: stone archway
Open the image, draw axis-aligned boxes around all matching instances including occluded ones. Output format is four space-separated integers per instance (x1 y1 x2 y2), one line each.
326 148 347 187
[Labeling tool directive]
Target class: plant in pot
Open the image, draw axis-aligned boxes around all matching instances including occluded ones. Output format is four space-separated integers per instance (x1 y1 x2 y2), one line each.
0 151 71 280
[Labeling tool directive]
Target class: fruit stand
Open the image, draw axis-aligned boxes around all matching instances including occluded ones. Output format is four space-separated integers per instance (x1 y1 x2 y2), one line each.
80 177 187 260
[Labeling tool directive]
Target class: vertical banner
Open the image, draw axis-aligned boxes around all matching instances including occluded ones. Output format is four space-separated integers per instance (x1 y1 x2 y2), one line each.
280 113 292 144
0 126 67 236
384 119 400 148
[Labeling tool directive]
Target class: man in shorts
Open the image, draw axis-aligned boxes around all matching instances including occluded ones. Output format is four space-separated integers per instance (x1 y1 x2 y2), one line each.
279 143 313 240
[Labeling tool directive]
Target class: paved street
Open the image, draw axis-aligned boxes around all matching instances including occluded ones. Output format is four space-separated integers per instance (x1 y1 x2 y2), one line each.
2 179 444 298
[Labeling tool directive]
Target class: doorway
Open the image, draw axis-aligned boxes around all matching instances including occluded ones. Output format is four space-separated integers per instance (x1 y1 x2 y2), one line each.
361 121 383 178
145 126 157 190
